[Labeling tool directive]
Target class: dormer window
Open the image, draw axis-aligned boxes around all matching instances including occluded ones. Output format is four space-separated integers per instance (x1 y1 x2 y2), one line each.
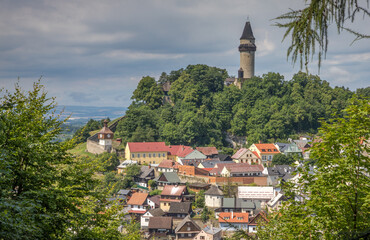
262 149 266 152
237 217 243 220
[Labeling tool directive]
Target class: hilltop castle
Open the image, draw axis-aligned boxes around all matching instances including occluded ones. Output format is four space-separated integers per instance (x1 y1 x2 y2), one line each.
225 21 257 88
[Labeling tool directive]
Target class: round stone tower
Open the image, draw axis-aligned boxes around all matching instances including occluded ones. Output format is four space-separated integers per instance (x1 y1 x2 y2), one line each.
239 21 256 79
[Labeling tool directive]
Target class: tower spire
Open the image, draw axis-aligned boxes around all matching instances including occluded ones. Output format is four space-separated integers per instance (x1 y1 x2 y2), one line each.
238 21 256 80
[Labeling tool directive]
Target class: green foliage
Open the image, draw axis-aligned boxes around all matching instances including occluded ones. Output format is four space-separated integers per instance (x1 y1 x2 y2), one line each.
275 0 370 69
272 153 295 166
201 206 210 223
148 179 157 189
97 152 120 172
73 118 104 144
0 81 125 239
125 164 141 178
193 190 205 208
149 189 162 196
258 97 370 239
131 76 163 109
116 65 354 147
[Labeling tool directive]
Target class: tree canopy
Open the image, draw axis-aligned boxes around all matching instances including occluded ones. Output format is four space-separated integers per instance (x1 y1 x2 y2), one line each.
116 65 355 147
258 97 370 239
275 0 370 69
0 82 125 239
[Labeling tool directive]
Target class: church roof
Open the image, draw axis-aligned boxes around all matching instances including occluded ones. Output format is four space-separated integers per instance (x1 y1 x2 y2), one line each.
240 21 255 40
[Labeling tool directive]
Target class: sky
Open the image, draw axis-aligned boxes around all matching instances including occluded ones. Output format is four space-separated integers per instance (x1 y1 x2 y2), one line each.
0 0 369 107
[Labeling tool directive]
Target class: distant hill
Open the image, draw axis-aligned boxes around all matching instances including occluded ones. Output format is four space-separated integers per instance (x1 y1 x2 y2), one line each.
54 105 127 124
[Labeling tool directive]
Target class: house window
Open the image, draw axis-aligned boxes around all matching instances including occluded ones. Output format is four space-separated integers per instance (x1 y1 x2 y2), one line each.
163 153 165 157
188 233 192 237
149 153 151 157
153 153 156 157
143 154 146 157
200 237 205 240
137 154 140 158
237 217 243 220
132 153 135 158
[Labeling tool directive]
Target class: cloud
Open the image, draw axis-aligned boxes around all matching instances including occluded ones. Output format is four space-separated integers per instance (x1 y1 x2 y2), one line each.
0 0 368 107
68 92 99 103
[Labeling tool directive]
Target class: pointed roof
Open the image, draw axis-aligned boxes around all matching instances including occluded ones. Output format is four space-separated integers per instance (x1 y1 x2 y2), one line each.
196 147 218 156
98 119 114 134
175 215 201 233
205 185 223 196
158 172 181 183
127 192 148 206
240 21 255 40
248 211 268 226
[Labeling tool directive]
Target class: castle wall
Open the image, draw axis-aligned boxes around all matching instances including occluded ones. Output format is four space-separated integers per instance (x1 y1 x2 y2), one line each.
87 139 106 154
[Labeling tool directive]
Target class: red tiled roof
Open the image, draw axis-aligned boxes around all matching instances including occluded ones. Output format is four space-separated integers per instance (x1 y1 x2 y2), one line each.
202 168 213 172
127 142 168 152
196 147 218 156
253 144 280 154
219 212 249 223
127 192 148 206
227 164 264 173
175 147 194 158
232 148 248 159
161 185 186 196
158 160 176 168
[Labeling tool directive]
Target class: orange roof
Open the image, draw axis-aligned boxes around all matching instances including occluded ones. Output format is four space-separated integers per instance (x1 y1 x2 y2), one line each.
252 151 260 158
127 142 167 152
219 212 249 223
253 144 280 154
127 192 148 206
196 147 218 156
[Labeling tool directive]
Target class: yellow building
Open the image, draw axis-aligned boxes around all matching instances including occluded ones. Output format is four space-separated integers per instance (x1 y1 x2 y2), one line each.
125 142 168 165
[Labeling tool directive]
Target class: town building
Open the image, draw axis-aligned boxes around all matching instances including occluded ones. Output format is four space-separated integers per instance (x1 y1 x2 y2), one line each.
194 226 222 240
148 216 173 240
237 186 275 203
160 185 188 212
141 208 166 229
232 148 261 164
174 215 201 239
218 212 249 231
127 192 148 215
205 185 224 209
156 172 182 190
249 143 280 165
220 163 264 177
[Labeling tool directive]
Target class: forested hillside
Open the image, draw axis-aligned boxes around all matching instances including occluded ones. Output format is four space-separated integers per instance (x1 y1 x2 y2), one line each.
115 64 366 147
